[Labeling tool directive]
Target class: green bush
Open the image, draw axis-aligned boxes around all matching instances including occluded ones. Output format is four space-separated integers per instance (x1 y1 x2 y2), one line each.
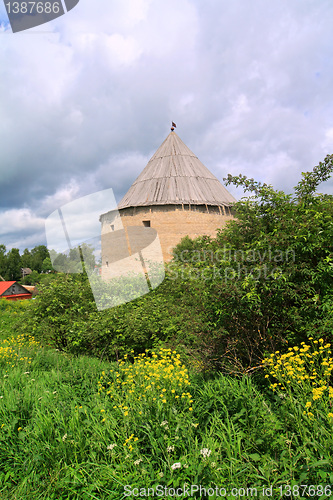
18 269 214 366
169 155 333 371
17 154 333 373
19 273 97 351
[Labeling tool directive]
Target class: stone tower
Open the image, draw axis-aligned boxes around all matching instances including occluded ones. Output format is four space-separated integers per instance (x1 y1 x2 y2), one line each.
100 130 236 273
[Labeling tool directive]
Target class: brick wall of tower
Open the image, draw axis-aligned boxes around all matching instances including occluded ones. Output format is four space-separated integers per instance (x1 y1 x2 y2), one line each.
100 205 234 275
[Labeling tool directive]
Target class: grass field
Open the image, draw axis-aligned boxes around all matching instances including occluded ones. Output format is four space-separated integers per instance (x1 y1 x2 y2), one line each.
0 300 333 499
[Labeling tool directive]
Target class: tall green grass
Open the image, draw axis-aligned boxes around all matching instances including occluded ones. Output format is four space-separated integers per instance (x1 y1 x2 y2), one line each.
0 301 333 499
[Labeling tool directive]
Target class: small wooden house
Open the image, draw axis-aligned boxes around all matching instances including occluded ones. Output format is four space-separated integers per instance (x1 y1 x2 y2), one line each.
0 281 32 301
21 268 32 278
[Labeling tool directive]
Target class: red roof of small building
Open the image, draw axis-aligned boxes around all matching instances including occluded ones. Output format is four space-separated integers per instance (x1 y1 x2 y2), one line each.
0 281 16 295
5 293 32 299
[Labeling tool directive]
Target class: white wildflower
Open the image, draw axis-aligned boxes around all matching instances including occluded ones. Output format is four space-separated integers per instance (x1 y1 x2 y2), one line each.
134 458 143 466
158 472 164 478
62 433 67 442
167 446 174 453
160 420 168 427
200 448 211 458
107 443 117 450
171 462 181 470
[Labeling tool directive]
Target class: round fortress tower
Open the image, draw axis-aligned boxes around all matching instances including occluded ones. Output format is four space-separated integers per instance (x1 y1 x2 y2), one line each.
100 129 236 270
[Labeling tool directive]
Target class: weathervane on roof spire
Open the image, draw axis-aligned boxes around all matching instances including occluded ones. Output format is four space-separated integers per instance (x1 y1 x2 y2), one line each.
171 121 177 131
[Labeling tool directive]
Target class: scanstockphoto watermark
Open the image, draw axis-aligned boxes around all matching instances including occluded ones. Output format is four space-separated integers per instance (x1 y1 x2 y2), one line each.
172 246 295 265
124 483 332 498
123 484 272 497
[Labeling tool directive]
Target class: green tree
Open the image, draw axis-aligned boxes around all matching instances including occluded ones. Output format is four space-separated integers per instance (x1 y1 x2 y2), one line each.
41 257 53 273
171 154 333 372
20 248 32 269
0 244 6 278
30 245 50 273
216 155 333 368
79 243 96 272
5 248 21 281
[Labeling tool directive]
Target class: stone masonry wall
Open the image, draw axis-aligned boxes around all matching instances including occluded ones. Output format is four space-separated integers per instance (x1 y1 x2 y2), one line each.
100 205 234 274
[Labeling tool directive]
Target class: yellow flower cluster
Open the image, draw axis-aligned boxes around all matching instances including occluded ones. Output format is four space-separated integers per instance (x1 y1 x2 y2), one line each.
263 338 333 418
98 348 193 415
312 386 326 401
263 339 333 387
123 433 138 451
0 334 40 366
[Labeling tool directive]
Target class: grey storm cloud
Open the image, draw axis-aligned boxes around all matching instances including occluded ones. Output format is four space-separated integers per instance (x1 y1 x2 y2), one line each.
0 0 333 250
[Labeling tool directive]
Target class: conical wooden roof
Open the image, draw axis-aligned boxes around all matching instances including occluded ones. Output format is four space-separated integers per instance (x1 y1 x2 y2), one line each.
118 131 236 209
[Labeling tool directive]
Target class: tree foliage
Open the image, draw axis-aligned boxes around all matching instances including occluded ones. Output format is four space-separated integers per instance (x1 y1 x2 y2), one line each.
0 244 52 281
5 248 21 281
201 155 333 370
168 154 333 371
15 154 333 373
0 243 96 283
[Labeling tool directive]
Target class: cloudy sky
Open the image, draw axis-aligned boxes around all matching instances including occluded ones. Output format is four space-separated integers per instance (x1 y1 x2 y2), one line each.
1 0 333 252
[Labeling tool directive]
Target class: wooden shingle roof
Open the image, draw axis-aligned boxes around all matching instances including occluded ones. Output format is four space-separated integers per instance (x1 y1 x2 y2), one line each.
118 131 236 209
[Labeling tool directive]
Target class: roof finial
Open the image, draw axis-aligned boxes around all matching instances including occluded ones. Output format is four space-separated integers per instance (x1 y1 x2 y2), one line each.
171 121 176 131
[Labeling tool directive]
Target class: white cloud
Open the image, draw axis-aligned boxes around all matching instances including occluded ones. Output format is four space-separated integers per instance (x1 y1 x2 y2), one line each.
0 208 44 238
322 128 333 152
0 0 333 251
39 180 81 216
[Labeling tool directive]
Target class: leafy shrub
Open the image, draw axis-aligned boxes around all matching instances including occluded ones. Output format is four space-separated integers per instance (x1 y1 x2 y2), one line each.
17 154 333 373
170 154 333 371
19 269 215 367
19 273 97 351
